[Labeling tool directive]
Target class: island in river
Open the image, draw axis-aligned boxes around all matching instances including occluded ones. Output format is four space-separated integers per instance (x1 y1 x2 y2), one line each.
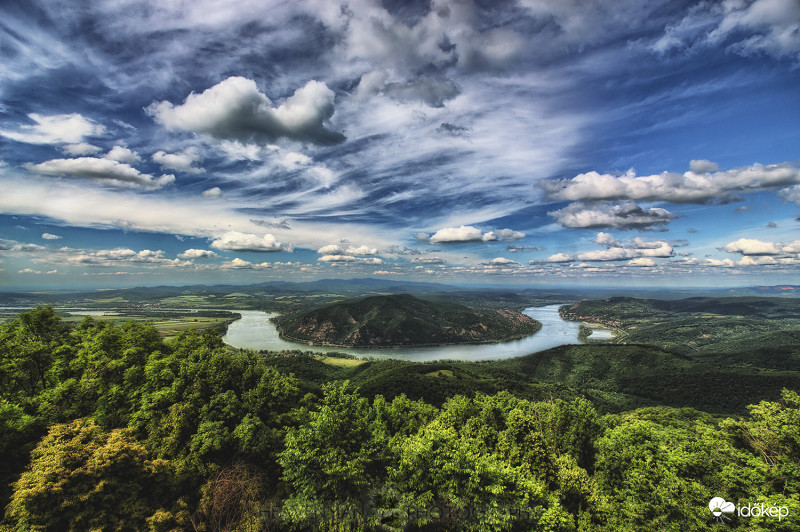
270 293 542 347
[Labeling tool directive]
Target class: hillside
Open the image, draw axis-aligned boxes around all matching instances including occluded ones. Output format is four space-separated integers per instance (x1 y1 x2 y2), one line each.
271 293 541 347
560 296 800 370
261 344 800 414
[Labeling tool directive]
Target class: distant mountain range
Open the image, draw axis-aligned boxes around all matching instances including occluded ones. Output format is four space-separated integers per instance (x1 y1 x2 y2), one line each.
1 278 798 307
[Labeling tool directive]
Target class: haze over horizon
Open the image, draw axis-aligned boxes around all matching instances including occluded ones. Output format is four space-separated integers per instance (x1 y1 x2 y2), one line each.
1 0 799 289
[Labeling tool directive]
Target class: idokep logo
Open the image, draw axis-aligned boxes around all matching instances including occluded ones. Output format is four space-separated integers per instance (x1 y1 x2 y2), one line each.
709 497 735 521
709 497 790 522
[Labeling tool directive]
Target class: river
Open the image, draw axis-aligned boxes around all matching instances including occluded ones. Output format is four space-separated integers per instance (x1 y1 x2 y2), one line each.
223 304 588 362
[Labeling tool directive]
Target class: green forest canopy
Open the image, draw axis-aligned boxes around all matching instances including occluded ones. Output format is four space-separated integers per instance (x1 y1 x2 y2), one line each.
1 306 799 531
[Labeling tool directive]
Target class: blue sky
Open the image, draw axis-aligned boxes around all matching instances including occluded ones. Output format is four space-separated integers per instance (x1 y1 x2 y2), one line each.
1 0 799 289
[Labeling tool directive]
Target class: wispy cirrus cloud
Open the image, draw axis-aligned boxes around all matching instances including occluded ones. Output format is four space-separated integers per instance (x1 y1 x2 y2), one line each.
25 157 174 189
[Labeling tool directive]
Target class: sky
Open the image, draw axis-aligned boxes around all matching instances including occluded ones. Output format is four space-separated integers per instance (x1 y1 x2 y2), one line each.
1 0 799 290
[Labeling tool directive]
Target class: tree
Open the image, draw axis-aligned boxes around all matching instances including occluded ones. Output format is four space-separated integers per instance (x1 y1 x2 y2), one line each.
279 382 386 529
5 418 171 531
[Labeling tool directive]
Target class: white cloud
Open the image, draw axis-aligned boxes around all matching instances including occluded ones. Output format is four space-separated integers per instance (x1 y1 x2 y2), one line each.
18 268 42 274
541 252 576 263
539 162 800 204
576 247 632 261
1 175 398 253
689 159 719 173
738 255 777 266
552 236 675 262
41 233 62 240
628 257 656 267
66 247 191 267
202 187 223 198
595 232 622 247
486 257 519 265
429 225 522 243
0 239 45 252
317 244 377 256
62 143 102 156
410 257 446 264
210 231 291 252
147 76 345 145
105 145 141 163
152 147 204 174
722 237 800 256
0 113 105 145
278 151 312 170
652 0 800 59
780 184 800 203
178 249 218 259
486 228 526 242
710 0 800 58
26 157 174 189
318 255 382 264
549 202 676 230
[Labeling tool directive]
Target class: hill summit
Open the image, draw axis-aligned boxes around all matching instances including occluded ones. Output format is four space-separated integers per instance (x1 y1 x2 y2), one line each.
271 294 541 347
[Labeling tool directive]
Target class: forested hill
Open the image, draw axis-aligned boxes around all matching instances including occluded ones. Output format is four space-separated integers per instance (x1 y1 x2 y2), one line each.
560 296 800 370
271 293 541 347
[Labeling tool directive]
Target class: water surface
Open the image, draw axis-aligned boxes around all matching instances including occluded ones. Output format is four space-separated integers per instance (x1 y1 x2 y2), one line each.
223 304 583 362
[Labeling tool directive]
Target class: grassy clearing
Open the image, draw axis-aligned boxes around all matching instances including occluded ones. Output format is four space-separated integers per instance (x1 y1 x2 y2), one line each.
318 356 367 368
424 369 454 378
55 310 236 338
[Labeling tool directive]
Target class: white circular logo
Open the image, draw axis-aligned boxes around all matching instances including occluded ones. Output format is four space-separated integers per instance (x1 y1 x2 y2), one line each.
709 497 735 517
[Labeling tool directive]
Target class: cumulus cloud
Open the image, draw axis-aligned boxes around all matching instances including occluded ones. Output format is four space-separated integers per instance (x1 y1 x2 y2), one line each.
595 231 622 247
544 234 673 263
549 202 676 230
26 157 174 189
780 184 800 203
105 146 141 163
152 147 204 174
0 113 105 145
628 257 656 267
178 249 218 259
485 257 519 266
689 159 719 173
540 252 576 263
0 239 45 252
147 76 345 145
429 225 523 243
317 244 377 256
430 225 487 243
539 162 800 204
722 237 800 256
62 143 102 156
202 187 223 198
318 255 382 264
210 231 291 252
486 228 526 242
67 248 190 267
41 233 61 240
